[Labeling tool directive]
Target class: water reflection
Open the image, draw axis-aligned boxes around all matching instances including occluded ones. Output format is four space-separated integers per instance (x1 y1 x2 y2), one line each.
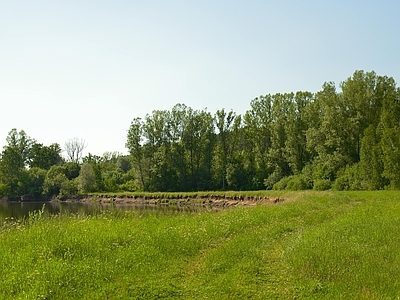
0 200 215 220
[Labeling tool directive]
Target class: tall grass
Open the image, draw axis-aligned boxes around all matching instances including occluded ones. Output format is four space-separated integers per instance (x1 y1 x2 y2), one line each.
0 191 400 299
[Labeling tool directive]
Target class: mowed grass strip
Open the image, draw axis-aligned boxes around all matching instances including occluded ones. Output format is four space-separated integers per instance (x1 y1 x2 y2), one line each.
0 191 400 299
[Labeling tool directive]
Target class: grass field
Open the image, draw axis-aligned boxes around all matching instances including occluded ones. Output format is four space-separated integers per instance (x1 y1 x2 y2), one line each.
1 191 400 299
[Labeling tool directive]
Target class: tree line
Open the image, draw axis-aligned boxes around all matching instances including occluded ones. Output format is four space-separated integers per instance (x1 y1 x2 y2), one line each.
1 70 399 200
126 70 400 192
0 132 135 200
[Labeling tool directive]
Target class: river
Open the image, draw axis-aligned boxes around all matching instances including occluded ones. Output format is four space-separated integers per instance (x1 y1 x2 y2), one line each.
0 200 208 220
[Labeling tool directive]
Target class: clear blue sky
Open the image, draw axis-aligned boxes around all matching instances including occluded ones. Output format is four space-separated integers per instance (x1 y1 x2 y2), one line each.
1 1 399 157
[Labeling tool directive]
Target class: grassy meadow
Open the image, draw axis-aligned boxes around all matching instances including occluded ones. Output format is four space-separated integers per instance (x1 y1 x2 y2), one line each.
1 191 400 299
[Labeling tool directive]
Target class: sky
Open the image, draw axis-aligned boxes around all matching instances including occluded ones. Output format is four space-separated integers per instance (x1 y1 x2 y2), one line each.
1 1 399 158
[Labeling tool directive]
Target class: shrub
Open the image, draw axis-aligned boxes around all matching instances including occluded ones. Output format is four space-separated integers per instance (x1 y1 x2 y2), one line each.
332 164 366 191
273 176 292 190
285 174 312 190
332 175 349 191
78 163 97 193
265 168 284 190
43 166 68 197
313 179 332 191
119 180 138 192
59 179 78 200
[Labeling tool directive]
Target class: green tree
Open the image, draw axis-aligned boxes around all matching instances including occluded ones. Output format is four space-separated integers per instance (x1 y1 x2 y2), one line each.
284 91 313 175
0 129 35 197
377 78 400 188
59 178 78 200
340 71 384 162
116 156 131 173
214 109 235 190
30 143 63 170
243 95 273 189
306 82 350 183
78 163 97 193
42 165 69 198
359 125 387 189
21 167 47 199
267 93 292 186
63 162 81 180
169 104 188 191
42 164 80 199
0 146 24 197
126 117 149 190
143 109 174 191
5 128 34 165
183 107 215 190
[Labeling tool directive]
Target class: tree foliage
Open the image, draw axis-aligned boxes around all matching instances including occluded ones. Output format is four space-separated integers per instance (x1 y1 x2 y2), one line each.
125 70 400 192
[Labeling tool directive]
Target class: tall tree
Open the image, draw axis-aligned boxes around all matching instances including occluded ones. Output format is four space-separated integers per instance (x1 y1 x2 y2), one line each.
376 76 400 188
340 70 383 162
268 93 292 183
359 125 387 189
126 117 148 190
243 95 273 189
306 82 351 182
183 107 215 190
214 109 240 190
284 91 313 174
0 129 35 197
143 109 172 191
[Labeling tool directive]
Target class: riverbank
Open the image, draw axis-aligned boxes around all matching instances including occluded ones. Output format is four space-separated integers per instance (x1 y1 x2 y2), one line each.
5 191 288 206
75 191 286 207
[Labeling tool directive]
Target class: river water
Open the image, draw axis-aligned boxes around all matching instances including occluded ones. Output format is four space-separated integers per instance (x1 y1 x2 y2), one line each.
0 200 209 220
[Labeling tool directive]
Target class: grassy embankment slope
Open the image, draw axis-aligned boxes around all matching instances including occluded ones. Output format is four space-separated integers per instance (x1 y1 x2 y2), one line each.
84 190 286 206
1 191 400 299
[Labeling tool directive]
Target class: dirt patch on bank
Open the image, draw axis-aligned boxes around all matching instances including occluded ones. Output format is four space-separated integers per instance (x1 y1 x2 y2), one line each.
67 195 285 208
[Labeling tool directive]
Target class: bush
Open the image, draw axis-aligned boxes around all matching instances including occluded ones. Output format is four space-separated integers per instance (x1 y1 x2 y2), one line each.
104 178 118 192
43 166 68 197
265 168 284 190
312 153 349 182
332 175 349 191
119 180 139 192
59 179 78 200
332 164 366 191
272 176 292 190
78 163 97 193
285 174 312 190
313 179 332 191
